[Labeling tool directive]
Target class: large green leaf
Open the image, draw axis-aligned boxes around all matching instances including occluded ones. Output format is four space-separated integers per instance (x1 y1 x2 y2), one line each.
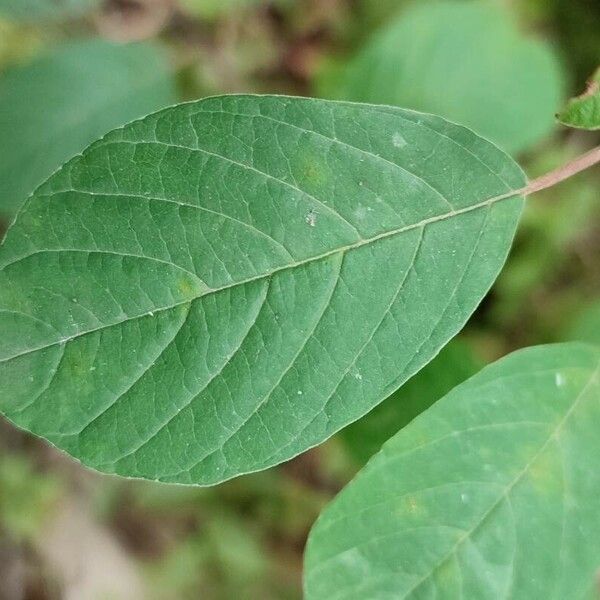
557 66 600 130
340 340 482 464
0 95 525 485
305 343 600 599
0 0 99 21
0 39 175 217
318 1 563 154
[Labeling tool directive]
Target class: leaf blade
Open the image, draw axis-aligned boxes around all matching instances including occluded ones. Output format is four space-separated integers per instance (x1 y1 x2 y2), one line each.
0 95 525 485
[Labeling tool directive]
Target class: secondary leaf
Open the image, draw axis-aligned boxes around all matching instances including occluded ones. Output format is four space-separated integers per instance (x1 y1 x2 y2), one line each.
0 95 525 485
305 343 600 599
317 1 564 154
0 39 175 217
340 340 482 464
557 66 600 130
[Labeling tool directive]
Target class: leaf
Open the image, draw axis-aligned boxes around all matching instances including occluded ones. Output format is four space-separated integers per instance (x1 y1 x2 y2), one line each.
0 0 99 21
305 343 600 600
317 1 564 154
0 95 525 485
0 39 175 217
557 66 600 130
340 340 482 464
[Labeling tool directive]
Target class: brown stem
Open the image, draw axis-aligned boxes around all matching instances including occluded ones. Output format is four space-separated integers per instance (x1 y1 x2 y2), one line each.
521 145 600 196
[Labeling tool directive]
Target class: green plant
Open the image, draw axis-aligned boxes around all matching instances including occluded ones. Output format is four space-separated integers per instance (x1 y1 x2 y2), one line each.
1 58 599 597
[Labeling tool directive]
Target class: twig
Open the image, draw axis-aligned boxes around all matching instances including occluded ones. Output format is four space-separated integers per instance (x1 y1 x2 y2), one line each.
521 145 600 196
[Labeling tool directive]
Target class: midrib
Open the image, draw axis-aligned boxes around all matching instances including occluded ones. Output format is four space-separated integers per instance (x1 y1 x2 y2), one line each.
0 186 522 365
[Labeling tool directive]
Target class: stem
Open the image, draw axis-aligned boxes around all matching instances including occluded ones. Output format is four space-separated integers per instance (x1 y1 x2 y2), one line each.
521 145 600 196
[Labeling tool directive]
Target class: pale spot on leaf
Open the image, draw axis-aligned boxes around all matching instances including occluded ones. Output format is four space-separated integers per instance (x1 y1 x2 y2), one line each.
392 132 407 148
305 209 317 227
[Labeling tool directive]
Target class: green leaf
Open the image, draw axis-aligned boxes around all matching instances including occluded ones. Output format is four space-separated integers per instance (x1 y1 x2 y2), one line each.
0 95 525 485
0 39 176 217
305 343 600 599
0 0 99 21
340 340 482 464
318 1 564 154
557 66 600 130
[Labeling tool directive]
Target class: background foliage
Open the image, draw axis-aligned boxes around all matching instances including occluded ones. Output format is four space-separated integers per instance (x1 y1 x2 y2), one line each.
0 0 598 598
306 343 600 599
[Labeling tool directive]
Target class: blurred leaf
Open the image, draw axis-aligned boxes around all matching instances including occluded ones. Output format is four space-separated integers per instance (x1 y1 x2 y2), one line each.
207 515 268 583
558 66 600 130
0 454 61 541
178 0 265 20
340 340 482 464
305 343 600 599
0 19 41 68
0 95 525 486
565 302 600 345
0 0 99 21
147 511 272 599
147 537 209 600
0 38 176 217
318 1 564 153
352 0 411 34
